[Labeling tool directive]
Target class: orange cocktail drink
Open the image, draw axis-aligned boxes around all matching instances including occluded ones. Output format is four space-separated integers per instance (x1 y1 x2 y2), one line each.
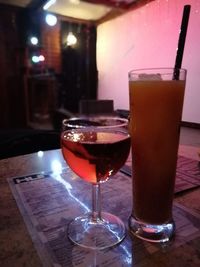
128 68 186 243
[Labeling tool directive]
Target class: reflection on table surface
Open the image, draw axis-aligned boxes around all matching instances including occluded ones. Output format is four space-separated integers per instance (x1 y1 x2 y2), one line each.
0 145 199 267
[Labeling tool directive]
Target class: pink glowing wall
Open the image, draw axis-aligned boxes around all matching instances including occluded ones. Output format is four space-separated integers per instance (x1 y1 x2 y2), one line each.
97 0 200 123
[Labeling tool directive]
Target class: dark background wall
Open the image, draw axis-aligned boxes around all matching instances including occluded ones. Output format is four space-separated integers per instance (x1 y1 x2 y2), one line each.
0 4 98 129
0 4 27 128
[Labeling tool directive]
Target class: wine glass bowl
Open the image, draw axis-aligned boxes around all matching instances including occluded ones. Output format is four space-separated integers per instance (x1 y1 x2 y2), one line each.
61 116 130 249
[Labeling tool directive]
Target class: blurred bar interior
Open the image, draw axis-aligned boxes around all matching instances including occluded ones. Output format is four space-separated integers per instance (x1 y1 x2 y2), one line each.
0 0 199 159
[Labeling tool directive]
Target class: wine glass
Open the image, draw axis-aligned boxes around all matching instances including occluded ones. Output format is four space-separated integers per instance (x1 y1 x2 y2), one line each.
61 116 131 250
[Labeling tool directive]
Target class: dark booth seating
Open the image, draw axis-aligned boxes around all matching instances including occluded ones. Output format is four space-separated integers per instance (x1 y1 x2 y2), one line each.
0 129 60 160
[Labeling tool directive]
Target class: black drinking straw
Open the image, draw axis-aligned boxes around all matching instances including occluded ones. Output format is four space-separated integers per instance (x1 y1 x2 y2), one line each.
173 5 191 80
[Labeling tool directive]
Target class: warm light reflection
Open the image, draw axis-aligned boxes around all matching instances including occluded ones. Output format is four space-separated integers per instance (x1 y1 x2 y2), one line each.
72 133 80 142
108 170 113 176
66 32 77 46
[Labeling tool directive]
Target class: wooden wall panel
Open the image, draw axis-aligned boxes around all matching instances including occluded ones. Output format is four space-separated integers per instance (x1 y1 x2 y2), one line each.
41 21 61 74
0 4 26 129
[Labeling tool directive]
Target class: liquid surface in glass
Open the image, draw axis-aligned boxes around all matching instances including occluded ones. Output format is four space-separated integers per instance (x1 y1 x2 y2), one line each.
61 130 130 184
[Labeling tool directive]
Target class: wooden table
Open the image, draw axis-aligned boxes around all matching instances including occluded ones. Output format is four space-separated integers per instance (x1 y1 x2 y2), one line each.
0 145 199 267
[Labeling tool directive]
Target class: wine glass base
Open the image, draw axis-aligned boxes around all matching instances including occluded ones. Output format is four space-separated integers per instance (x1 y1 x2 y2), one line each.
128 215 175 243
68 212 126 250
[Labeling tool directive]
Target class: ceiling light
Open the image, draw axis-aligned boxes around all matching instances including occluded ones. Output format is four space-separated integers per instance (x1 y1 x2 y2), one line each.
43 0 56 10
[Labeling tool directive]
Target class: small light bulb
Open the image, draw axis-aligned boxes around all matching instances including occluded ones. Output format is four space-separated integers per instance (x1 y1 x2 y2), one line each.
30 36 38 45
45 14 57 26
67 32 77 46
39 55 45 61
32 56 39 63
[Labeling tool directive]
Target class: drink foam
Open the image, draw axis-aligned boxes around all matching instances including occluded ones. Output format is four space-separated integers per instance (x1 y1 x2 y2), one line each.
138 73 162 80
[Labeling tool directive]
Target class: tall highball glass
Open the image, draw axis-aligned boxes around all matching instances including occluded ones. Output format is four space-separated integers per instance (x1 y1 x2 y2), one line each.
128 68 186 243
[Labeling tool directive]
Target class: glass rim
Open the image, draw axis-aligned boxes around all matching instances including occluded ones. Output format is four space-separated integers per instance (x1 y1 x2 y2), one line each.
128 67 187 75
62 116 129 129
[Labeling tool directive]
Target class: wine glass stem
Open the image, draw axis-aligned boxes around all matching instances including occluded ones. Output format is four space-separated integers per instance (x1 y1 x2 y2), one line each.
92 183 102 222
